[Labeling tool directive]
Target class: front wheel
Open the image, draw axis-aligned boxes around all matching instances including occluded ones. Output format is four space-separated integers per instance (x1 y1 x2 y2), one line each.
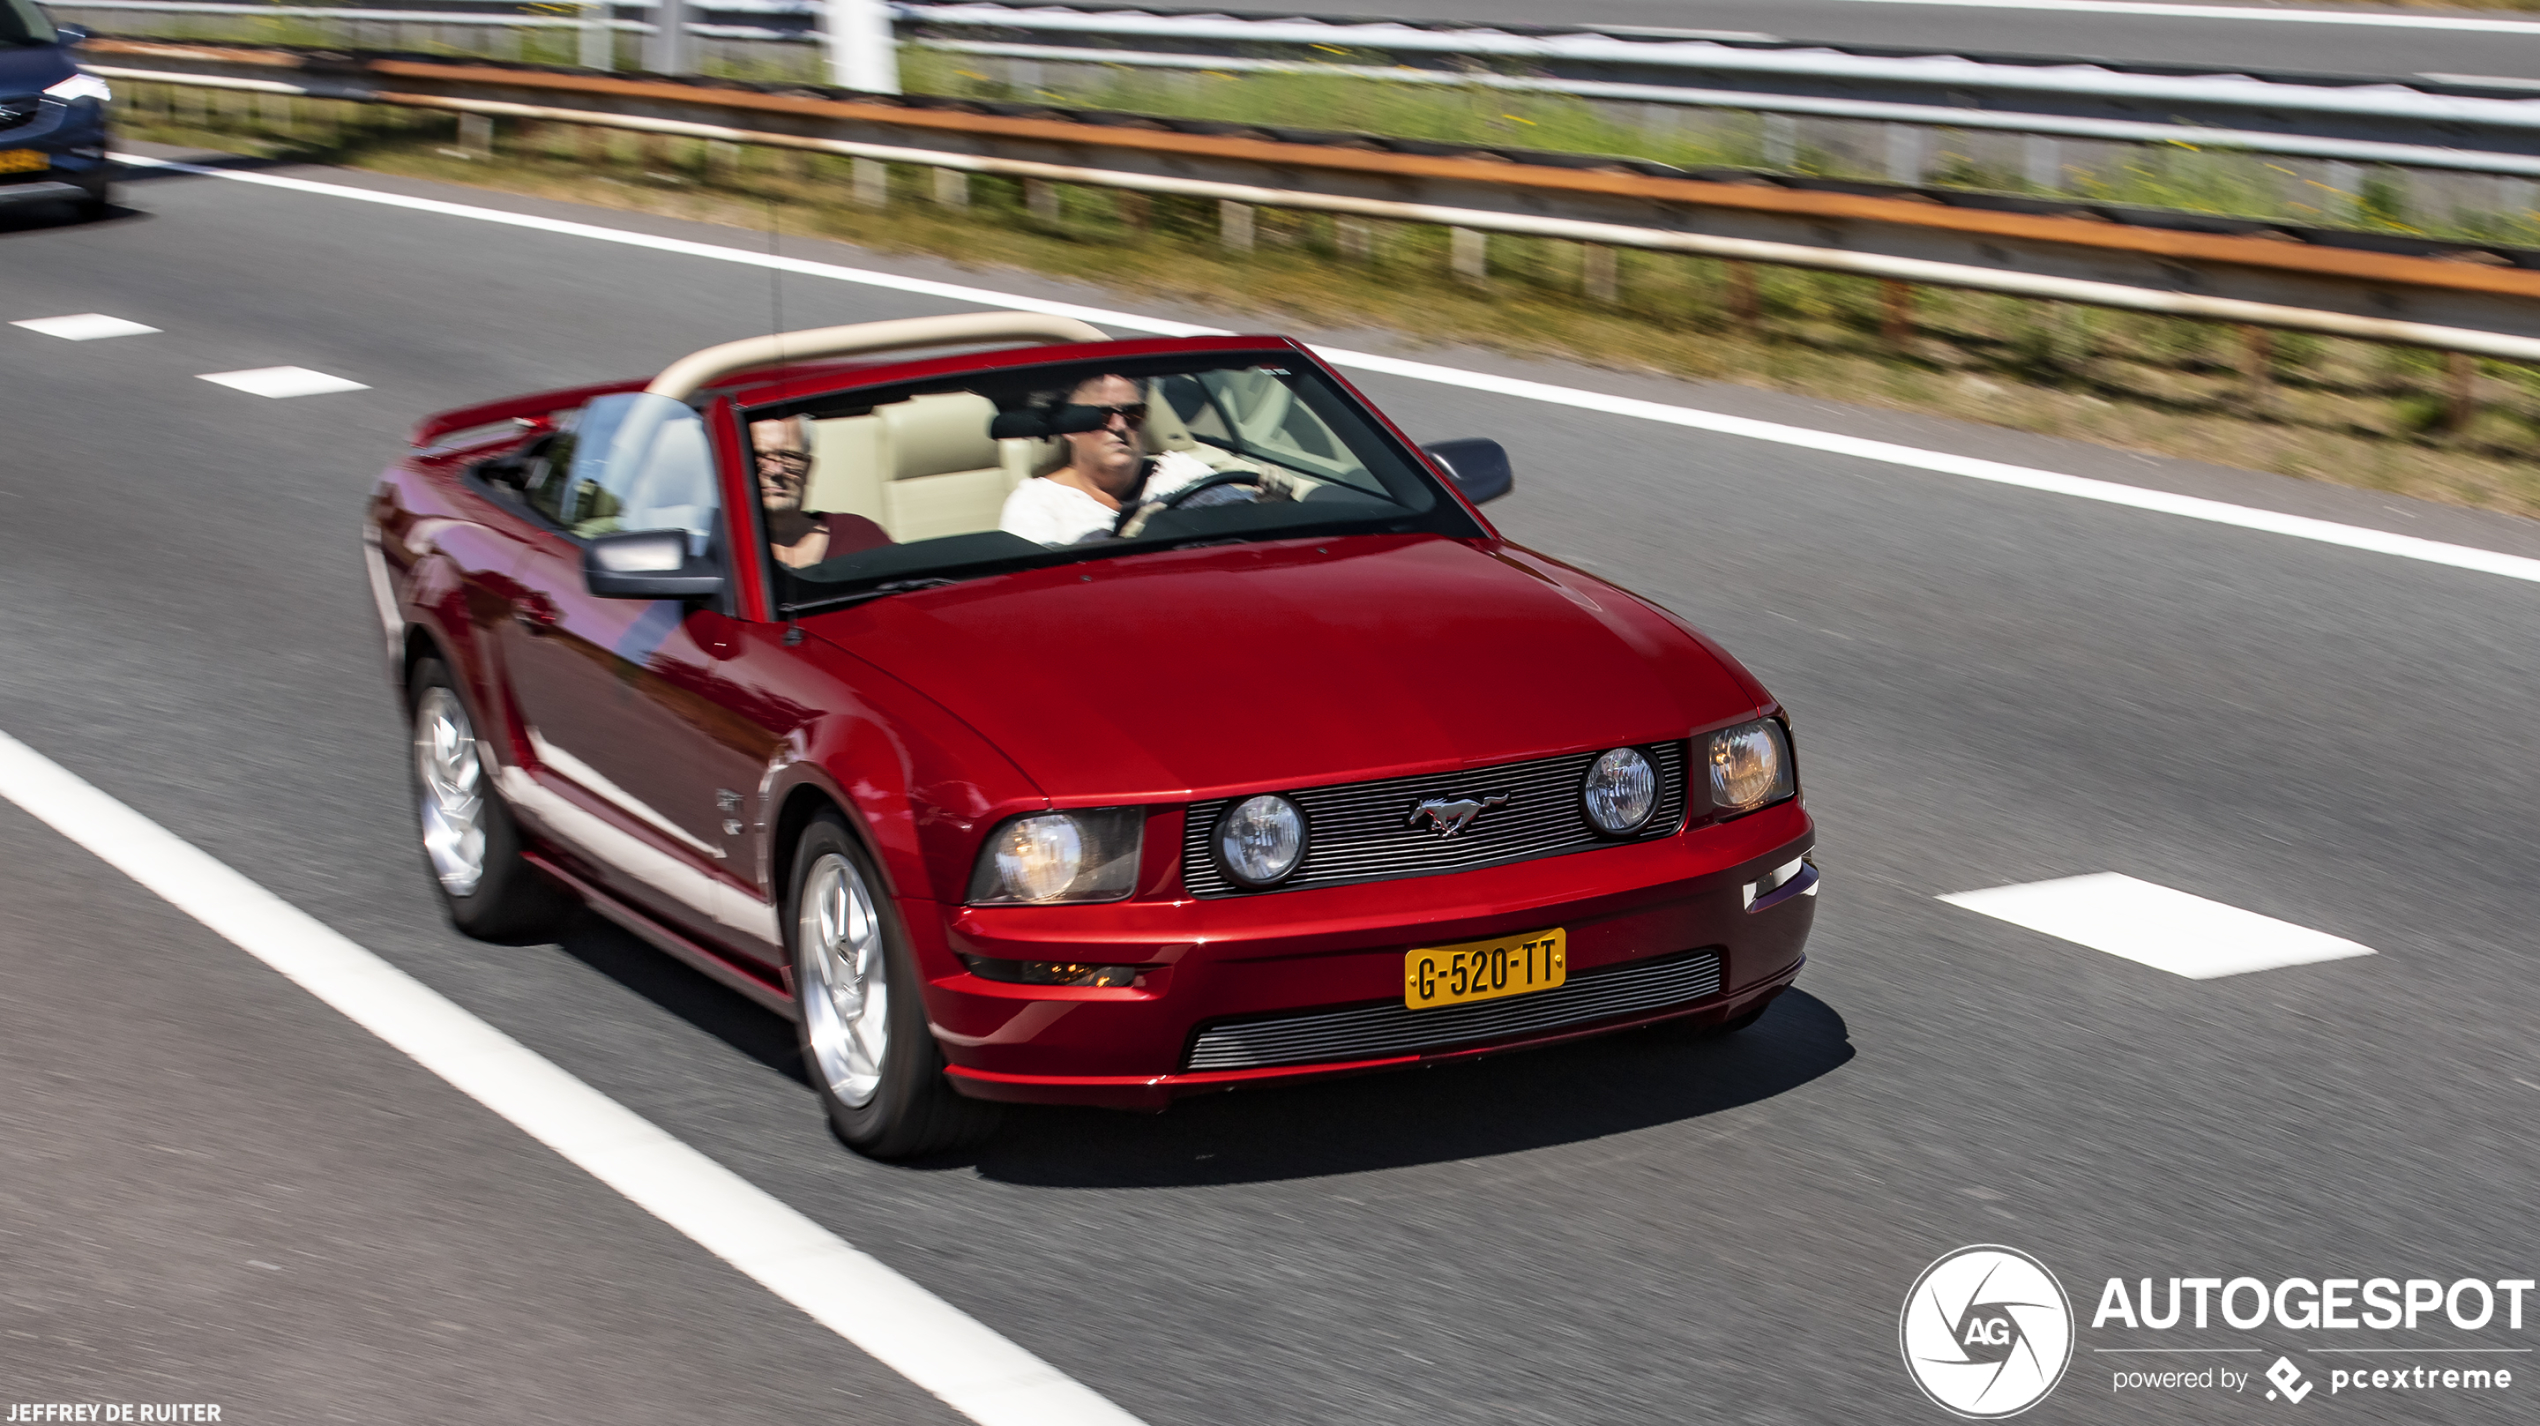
789 814 998 1159
408 656 566 940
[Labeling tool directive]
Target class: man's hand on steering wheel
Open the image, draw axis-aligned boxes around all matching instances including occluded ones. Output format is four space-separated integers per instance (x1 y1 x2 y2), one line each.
1112 470 1272 537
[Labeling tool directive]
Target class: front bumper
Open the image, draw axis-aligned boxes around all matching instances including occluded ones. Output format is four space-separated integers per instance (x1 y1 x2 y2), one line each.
911 799 1817 1109
0 96 109 206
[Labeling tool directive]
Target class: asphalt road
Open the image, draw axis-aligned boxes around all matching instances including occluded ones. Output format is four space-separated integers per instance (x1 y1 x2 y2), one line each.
4 152 2538 1424
1327 0 2540 82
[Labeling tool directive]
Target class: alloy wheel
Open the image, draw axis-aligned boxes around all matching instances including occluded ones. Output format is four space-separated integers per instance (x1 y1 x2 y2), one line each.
800 851 890 1108
414 686 488 896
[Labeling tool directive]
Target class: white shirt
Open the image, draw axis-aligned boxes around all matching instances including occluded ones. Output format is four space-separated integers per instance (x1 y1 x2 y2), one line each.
998 451 1218 546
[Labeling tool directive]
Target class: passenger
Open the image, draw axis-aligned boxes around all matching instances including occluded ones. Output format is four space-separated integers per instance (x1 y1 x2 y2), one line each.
998 374 1215 546
752 416 889 568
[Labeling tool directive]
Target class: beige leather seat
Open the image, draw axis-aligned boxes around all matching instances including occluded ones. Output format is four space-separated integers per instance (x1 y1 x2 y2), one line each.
803 391 1043 543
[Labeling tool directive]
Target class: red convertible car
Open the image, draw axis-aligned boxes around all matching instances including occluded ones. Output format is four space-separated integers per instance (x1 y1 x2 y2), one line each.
365 312 1817 1157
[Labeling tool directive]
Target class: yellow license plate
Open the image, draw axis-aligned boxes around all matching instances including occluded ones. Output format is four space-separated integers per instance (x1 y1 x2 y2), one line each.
0 150 48 175
1404 928 1566 1009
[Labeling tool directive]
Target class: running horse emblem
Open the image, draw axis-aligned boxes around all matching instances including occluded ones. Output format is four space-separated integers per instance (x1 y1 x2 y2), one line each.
1405 794 1511 837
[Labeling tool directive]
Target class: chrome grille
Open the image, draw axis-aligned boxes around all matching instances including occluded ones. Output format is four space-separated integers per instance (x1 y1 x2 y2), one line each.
1185 950 1723 1071
1181 742 1686 897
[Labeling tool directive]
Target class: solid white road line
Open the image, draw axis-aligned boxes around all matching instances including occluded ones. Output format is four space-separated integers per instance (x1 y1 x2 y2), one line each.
14 313 161 340
1940 873 2376 978
1814 0 2540 35
0 728 1147 1426
114 153 2540 590
197 365 371 398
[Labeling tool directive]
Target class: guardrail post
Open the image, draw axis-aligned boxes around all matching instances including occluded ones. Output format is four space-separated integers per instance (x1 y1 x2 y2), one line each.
854 158 890 209
1116 192 1151 234
1219 200 1255 251
2240 325 2273 398
932 168 969 208
1727 261 1760 328
2025 135 2060 191
825 0 901 95
1336 216 1374 262
2448 351 2479 430
1583 243 1618 303
1024 178 1059 222
645 0 690 76
1450 227 1487 286
578 2 614 72
457 112 493 159
1881 280 1914 346
1762 113 1796 169
1885 124 1923 185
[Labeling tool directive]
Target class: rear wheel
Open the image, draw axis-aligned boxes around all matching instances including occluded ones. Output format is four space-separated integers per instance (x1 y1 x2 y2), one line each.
789 813 998 1159
408 657 566 940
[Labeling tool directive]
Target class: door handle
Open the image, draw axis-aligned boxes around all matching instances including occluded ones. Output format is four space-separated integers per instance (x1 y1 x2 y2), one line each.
511 596 560 633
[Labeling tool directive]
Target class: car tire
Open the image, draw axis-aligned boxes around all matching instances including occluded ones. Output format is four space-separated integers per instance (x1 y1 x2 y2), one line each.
788 813 999 1160
408 656 567 940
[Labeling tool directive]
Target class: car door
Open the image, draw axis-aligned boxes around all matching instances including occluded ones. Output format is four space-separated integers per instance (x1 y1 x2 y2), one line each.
492 393 797 970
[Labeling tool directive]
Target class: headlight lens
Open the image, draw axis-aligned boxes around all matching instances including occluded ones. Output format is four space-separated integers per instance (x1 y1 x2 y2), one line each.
1707 718 1795 813
1214 794 1306 888
967 809 1143 904
44 74 112 105
1581 746 1657 834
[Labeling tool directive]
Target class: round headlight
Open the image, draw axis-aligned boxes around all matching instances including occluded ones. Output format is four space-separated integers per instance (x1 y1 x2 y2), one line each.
1214 794 1306 888
991 814 1085 902
1708 719 1791 811
1581 747 1657 834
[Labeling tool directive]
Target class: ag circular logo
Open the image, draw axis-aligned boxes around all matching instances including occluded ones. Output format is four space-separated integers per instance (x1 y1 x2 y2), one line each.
1899 1245 2075 1418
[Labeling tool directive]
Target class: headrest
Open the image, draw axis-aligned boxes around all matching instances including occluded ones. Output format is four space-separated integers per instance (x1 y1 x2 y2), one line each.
885 392 1002 481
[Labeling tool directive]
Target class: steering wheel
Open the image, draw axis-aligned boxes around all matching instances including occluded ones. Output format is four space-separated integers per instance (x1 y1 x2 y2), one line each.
1113 470 1270 536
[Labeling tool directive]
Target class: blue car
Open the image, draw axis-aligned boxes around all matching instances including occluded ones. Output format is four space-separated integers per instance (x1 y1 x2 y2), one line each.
2 0 110 219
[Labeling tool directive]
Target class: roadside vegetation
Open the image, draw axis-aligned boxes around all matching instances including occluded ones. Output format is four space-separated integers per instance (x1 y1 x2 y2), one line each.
115 86 2540 521
88 13 2540 242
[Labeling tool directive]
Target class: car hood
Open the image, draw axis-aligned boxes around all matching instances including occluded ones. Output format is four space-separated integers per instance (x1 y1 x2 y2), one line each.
805 535 1765 801
0 45 74 94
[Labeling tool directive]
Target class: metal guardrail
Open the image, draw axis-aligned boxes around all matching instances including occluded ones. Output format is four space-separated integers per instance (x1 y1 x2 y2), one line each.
80 40 2540 367
68 0 2540 179
894 1 2540 179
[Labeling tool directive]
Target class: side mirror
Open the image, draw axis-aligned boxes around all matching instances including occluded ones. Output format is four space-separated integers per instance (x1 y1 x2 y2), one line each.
55 22 88 44
585 529 722 600
1423 438 1513 505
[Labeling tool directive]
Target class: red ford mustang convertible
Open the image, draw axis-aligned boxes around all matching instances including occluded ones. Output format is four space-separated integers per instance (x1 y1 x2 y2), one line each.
365 313 1818 1157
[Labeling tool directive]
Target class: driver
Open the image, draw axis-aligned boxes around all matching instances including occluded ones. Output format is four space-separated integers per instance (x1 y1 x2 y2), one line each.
997 373 1216 546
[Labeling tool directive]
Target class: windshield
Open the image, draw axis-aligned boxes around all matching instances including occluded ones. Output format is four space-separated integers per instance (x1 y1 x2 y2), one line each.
748 352 1476 616
1 0 57 47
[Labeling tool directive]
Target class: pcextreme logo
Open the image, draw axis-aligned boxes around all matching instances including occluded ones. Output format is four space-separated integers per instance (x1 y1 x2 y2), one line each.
1901 1245 2077 1418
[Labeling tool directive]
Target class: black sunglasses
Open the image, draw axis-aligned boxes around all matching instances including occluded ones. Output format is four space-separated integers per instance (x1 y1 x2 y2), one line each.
1059 401 1149 429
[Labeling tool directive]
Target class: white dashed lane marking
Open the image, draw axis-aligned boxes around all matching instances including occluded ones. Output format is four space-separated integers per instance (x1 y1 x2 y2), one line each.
1940 873 2376 979
14 313 161 340
196 366 370 398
